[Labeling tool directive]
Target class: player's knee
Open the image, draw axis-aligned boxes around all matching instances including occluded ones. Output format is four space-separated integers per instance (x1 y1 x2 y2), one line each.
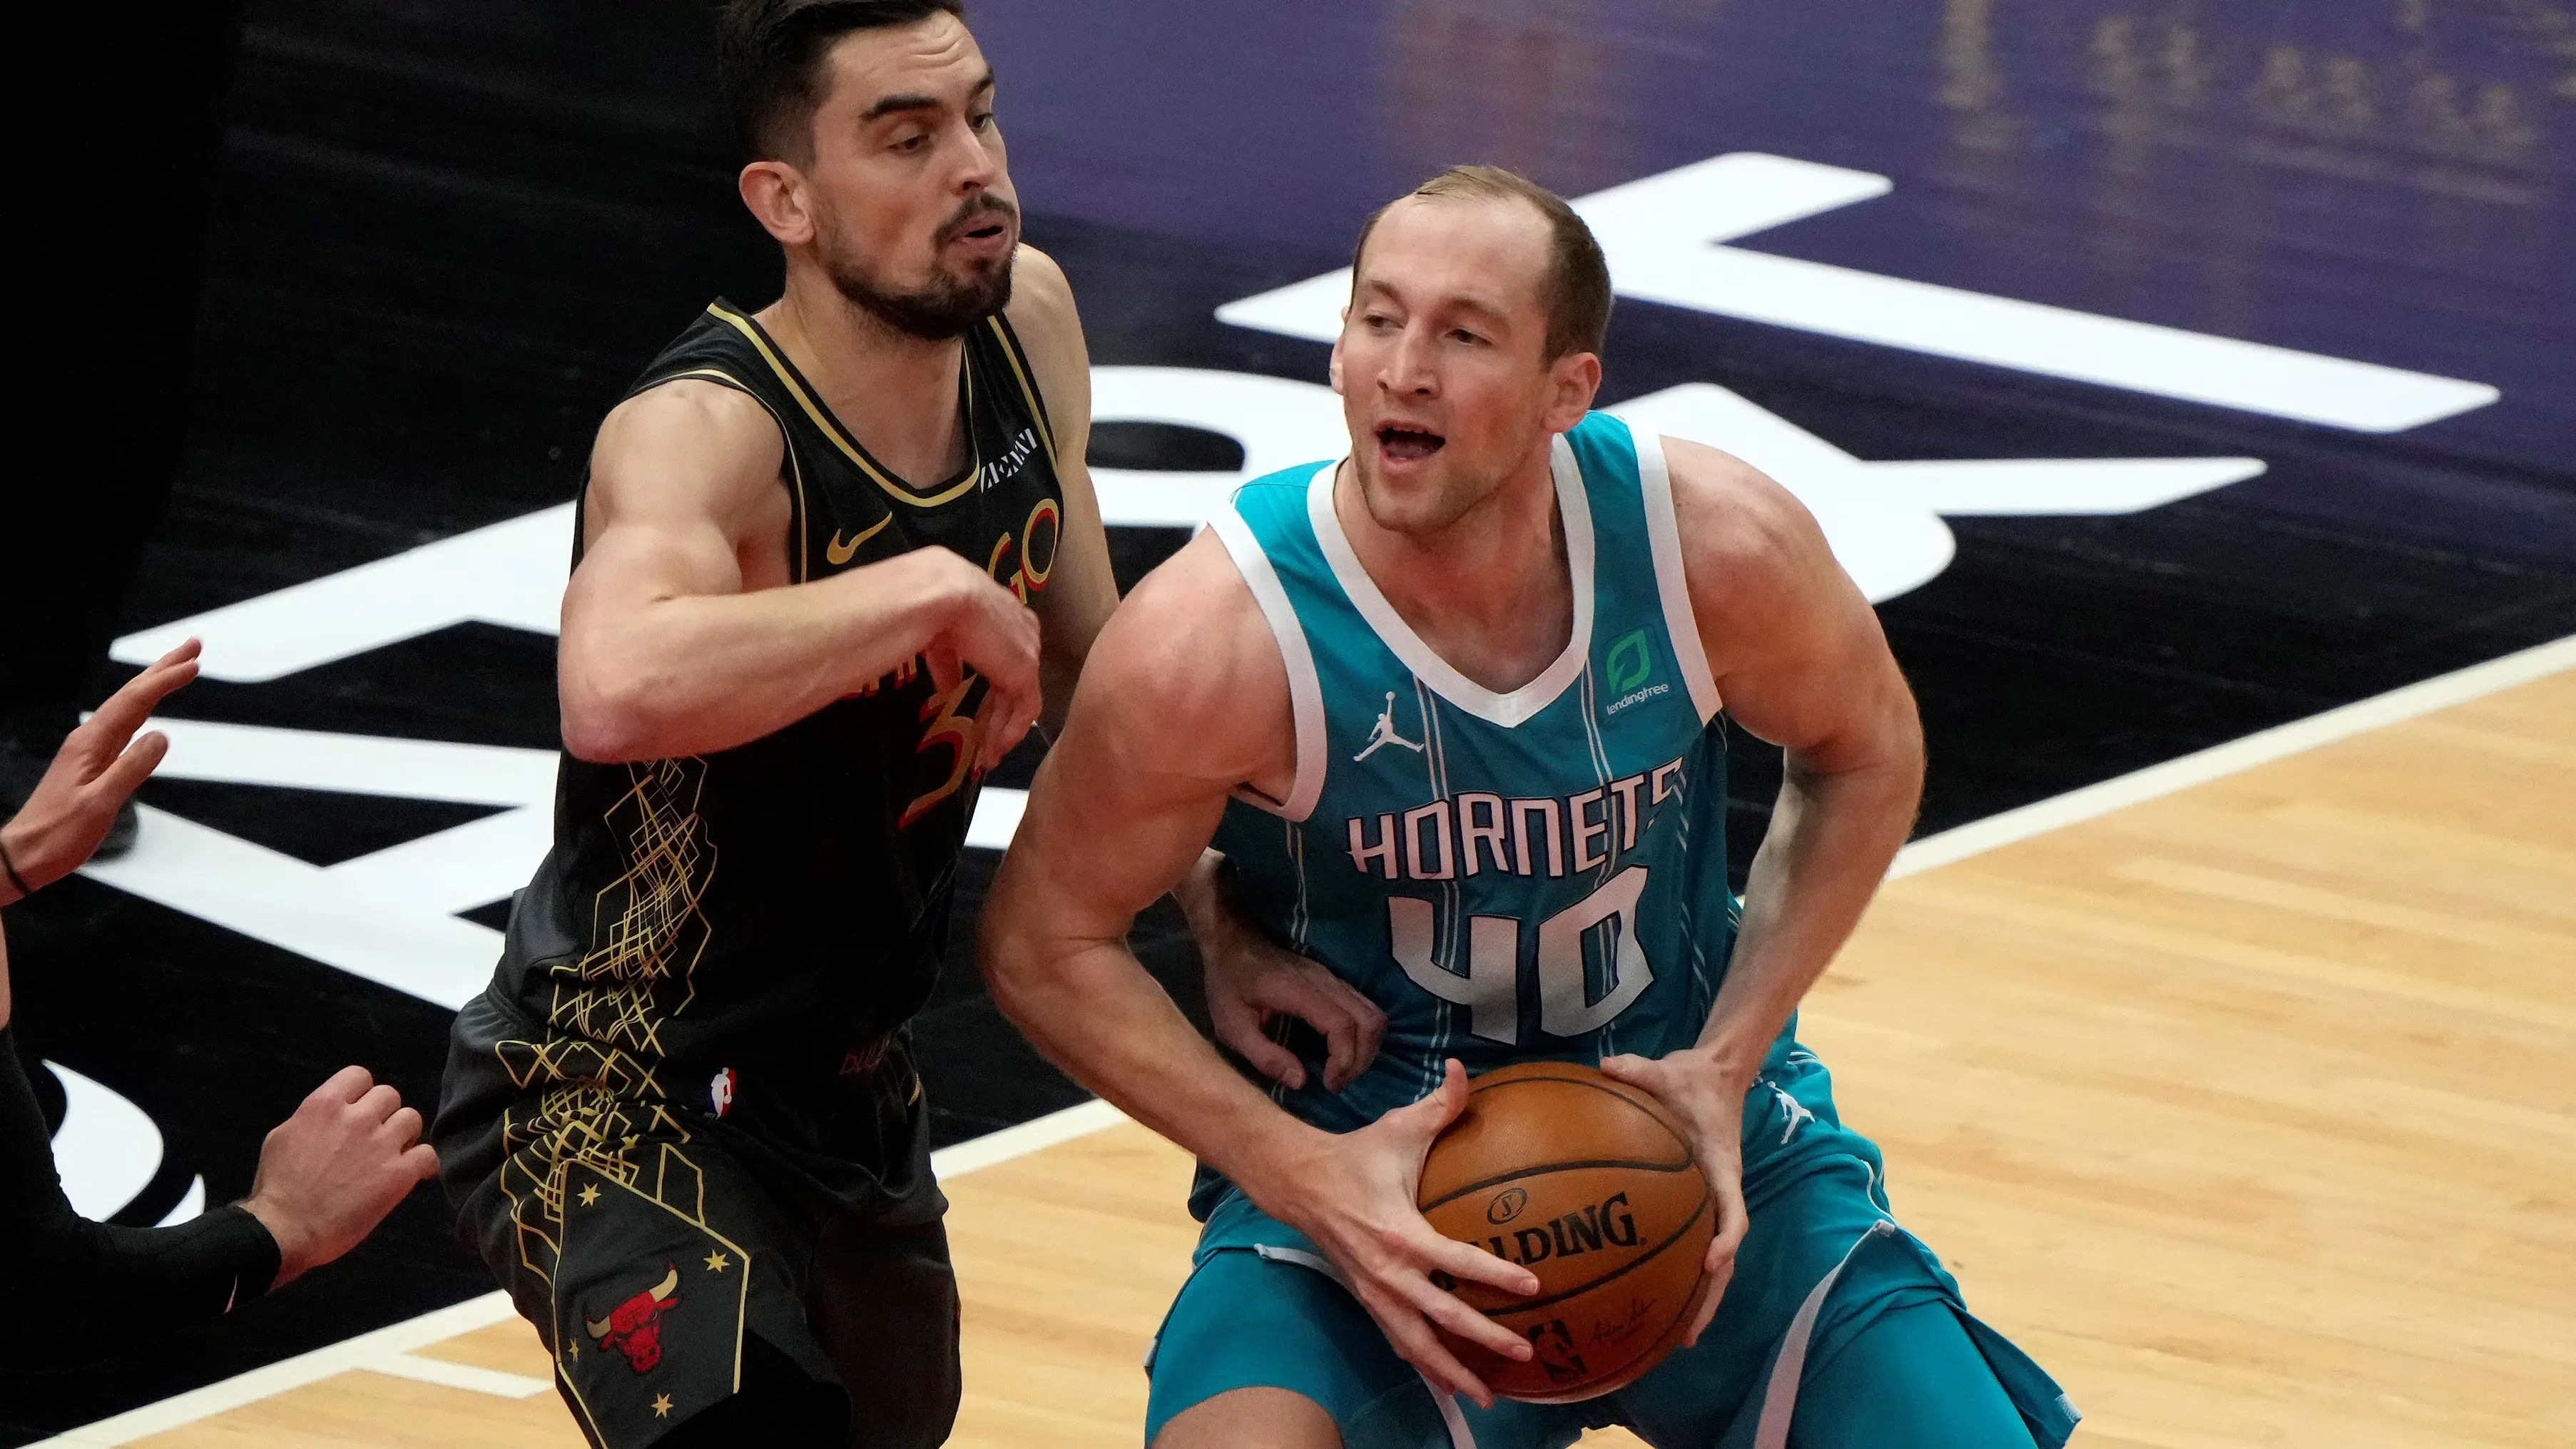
1151 1386 1344 1449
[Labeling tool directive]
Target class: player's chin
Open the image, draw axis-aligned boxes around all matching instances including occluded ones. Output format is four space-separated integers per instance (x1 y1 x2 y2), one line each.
1359 477 1462 539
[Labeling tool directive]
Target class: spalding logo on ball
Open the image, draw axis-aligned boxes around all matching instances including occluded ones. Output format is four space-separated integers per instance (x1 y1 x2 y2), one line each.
1417 1061 1715 1403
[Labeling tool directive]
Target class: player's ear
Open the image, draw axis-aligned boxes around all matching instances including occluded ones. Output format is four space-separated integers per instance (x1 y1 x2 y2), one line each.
1542 349 1602 432
739 160 816 247
1328 330 1347 397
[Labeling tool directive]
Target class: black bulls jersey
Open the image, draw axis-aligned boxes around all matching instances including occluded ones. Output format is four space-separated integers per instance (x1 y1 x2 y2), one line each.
492 300 1063 1112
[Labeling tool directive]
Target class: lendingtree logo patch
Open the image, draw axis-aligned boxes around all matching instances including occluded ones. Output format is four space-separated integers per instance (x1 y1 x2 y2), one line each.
1607 629 1655 693
1604 629 1672 716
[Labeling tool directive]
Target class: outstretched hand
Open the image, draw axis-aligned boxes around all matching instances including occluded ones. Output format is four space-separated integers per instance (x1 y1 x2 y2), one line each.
1266 1059 1538 1408
1597 1047 1752 1347
0 639 200 900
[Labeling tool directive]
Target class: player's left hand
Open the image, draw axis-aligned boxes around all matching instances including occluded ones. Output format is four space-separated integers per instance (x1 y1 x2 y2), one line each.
0 639 200 900
1597 1045 1752 1347
1180 852 1387 1092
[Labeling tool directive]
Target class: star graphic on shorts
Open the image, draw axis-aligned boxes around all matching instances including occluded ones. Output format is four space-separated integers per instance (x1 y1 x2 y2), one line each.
703 1250 730 1273
652 1393 673 1418
577 1184 601 1207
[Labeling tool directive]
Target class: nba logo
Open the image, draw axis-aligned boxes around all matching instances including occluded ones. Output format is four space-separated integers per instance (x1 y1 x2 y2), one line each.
710 1068 737 1118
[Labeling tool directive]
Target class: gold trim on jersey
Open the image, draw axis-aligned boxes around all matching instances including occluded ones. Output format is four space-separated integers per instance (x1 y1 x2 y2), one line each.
704 302 984 510
488 757 719 1299
986 314 1059 467
645 365 815 584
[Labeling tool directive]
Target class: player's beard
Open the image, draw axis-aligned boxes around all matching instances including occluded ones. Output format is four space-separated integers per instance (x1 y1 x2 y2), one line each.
825 193 1019 341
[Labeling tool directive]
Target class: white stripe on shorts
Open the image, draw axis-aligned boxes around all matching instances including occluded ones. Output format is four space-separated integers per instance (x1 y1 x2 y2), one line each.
1752 1219 1900 1449
1253 1244 1480 1449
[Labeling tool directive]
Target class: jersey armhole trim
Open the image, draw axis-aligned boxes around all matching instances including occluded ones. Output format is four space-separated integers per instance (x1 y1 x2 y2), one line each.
1208 506 1327 823
987 315 1060 469
1634 429 1724 722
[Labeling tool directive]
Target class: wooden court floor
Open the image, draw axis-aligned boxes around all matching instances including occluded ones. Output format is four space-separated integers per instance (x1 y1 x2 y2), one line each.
45 660 2575 1448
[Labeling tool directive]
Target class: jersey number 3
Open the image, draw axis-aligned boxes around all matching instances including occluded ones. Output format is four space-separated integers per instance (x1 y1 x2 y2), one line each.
1388 866 1654 1046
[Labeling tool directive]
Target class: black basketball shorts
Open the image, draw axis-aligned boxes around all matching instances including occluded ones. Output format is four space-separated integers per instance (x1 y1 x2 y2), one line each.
432 996 958 1449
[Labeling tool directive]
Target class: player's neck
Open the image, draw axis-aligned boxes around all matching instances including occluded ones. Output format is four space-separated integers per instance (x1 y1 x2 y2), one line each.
757 273 971 489
1335 448 1574 696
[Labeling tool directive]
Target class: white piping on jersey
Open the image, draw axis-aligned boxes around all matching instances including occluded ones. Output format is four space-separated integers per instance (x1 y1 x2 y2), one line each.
1676 805 1717 1024
1574 664 1619 1054
1285 818 1312 952
1250 1244 1481 1449
1419 678 1458 1101
1634 427 1724 723
1307 439 1597 728
1210 502 1329 820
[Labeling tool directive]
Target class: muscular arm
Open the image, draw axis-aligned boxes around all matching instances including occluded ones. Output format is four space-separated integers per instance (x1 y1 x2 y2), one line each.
1669 438 1925 1079
980 532 1310 1187
558 380 1035 765
983 534 1537 1401
1004 247 1119 734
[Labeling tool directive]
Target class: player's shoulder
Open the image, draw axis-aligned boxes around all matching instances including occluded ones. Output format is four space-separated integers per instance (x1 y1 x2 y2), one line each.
588 377 785 522
601 374 778 452
1003 244 1081 351
1656 435 1841 629
1076 529 1286 753
1001 244 1090 412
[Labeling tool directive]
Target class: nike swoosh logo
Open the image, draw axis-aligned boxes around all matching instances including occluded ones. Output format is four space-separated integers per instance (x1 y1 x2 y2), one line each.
826 514 892 566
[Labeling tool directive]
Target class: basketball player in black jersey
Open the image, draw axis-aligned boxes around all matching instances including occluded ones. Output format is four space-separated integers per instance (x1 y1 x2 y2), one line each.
429 4 1122 1445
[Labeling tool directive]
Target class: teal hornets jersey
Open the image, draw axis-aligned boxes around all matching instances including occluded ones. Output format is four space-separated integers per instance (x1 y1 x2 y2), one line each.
1210 412 1753 1137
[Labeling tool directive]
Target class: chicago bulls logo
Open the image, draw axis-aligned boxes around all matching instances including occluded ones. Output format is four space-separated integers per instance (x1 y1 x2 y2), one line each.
584 1264 679 1373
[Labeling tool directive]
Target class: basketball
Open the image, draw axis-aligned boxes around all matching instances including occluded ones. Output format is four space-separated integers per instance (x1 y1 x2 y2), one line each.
1416 1061 1716 1403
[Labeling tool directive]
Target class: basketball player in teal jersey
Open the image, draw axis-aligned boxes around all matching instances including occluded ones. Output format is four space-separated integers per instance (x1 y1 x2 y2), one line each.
982 167 2078 1448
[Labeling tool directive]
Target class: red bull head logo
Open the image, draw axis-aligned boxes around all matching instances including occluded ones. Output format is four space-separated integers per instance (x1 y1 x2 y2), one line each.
584 1264 679 1373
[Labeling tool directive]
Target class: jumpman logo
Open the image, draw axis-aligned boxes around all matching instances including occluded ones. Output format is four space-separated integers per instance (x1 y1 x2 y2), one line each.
1353 691 1425 763
1765 1079 1816 1146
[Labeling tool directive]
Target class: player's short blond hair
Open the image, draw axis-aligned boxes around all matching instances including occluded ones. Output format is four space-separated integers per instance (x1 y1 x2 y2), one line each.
1350 165 1614 361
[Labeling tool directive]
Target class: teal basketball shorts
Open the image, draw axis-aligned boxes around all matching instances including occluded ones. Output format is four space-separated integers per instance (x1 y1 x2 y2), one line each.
1144 1092 2077 1449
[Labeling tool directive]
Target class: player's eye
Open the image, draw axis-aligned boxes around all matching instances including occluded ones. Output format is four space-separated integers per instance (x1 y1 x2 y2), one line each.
969 111 996 131
892 131 930 153
1451 328 1487 346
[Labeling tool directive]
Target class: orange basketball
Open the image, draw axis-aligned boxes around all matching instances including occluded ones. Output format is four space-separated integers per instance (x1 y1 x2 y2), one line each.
1416 1061 1714 1403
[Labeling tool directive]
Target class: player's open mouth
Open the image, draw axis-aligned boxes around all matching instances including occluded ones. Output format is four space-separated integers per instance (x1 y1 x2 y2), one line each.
1377 424 1445 462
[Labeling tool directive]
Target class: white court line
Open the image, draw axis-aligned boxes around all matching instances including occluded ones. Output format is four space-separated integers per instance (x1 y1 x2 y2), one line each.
32 1293 524 1447
1889 632 2576 878
30 1097 1137 1446
367 1352 556 1398
34 634 2574 1445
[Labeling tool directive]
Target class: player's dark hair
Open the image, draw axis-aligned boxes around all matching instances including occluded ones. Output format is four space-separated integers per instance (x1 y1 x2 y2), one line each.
717 0 969 162
1351 166 1614 362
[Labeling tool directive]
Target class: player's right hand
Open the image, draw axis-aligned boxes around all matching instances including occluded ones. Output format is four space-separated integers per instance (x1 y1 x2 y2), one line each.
910 547 1043 773
1268 1059 1538 1408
